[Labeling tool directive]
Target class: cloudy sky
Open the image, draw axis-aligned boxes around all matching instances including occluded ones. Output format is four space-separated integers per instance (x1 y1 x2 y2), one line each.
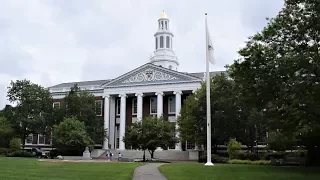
0 0 284 108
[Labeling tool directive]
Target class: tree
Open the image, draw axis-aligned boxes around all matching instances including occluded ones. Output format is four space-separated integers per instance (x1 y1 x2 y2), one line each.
0 115 14 148
62 84 103 144
228 0 320 165
124 116 177 160
178 74 240 152
6 79 53 147
53 117 93 147
266 131 296 152
227 139 242 159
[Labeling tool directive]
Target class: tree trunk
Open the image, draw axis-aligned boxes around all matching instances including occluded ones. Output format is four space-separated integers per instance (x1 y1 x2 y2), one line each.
148 150 155 159
143 150 146 162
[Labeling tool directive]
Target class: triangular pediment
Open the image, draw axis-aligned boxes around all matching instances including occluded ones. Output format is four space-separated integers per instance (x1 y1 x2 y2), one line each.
102 63 201 88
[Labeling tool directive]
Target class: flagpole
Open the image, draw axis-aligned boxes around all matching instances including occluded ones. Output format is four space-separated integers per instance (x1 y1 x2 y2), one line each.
204 13 214 166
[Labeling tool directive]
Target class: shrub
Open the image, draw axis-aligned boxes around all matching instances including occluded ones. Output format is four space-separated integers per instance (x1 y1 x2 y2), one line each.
7 150 34 157
0 148 11 156
228 159 271 165
233 152 259 161
227 139 241 159
199 154 229 163
263 152 286 160
9 138 21 151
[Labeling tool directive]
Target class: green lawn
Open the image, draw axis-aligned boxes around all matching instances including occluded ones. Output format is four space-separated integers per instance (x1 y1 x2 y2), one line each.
159 163 320 180
0 157 142 180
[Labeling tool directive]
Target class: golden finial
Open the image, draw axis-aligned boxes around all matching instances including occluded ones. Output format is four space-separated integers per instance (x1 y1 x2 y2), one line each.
160 10 168 19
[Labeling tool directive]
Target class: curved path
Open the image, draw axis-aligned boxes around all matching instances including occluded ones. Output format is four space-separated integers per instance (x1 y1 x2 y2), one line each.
132 163 168 180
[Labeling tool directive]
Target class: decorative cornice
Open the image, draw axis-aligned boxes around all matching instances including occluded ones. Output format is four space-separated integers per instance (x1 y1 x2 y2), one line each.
173 90 183 95
118 94 127 98
155 92 165 96
135 93 144 97
105 80 201 89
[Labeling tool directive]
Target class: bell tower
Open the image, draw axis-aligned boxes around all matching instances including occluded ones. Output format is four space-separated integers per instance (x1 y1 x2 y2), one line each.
150 11 179 70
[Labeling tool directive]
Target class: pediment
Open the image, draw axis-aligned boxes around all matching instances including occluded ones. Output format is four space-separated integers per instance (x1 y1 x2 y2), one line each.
103 63 201 87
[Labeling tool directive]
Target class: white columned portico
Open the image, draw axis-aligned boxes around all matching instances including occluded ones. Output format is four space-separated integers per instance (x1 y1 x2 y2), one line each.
103 95 110 149
119 94 127 150
135 93 144 121
174 90 182 150
155 92 164 118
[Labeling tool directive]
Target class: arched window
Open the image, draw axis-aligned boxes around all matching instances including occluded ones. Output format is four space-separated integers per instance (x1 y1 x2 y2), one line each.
165 21 167 30
166 36 170 48
156 37 158 49
160 36 164 48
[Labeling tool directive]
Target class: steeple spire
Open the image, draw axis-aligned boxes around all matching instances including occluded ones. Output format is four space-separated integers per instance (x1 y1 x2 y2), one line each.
150 11 179 70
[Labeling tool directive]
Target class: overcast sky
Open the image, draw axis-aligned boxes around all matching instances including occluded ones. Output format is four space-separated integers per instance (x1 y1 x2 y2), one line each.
0 0 284 108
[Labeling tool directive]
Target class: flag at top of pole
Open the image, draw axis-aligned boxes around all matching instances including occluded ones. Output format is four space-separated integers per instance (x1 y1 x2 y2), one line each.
204 13 214 166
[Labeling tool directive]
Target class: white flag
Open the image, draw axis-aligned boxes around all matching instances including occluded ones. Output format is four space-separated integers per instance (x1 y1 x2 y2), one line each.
206 20 215 65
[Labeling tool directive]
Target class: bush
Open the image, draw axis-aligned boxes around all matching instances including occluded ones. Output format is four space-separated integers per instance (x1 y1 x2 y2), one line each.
228 159 271 165
233 152 259 161
227 139 242 159
0 148 11 156
9 138 21 151
263 152 286 160
199 154 229 163
7 150 34 157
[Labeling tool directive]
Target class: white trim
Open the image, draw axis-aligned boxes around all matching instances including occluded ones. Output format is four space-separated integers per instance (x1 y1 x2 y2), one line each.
116 99 121 115
168 96 176 114
104 82 200 95
38 134 45 145
53 102 60 109
95 100 103 116
25 134 33 145
150 97 157 115
132 97 137 115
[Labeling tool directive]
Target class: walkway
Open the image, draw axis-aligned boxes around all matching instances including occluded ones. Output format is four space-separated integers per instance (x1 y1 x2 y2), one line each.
132 163 168 180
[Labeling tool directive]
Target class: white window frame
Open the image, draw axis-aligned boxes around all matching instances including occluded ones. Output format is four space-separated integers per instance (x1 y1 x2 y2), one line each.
25 134 33 145
132 98 137 115
53 102 60 109
38 134 45 145
168 96 176 114
95 100 103 116
150 97 157 114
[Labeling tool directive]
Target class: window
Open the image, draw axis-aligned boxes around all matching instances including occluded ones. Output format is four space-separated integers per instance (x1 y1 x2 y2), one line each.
132 98 137 115
168 96 176 114
116 99 121 115
38 134 45 145
155 37 158 49
26 134 33 144
186 141 195 150
53 102 60 109
95 100 103 116
165 21 168 30
166 36 170 48
160 36 164 48
150 97 157 114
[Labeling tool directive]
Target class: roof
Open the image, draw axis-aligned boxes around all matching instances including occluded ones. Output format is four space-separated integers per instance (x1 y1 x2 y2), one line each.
49 70 226 89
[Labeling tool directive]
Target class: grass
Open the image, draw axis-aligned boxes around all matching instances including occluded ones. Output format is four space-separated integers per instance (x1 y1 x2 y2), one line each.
0 157 143 180
159 163 320 180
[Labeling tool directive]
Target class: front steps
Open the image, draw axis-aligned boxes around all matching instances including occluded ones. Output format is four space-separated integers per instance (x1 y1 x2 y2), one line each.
91 149 199 161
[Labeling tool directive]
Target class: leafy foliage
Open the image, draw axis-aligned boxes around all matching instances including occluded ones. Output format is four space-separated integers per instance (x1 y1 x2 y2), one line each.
53 117 93 147
0 115 14 148
9 138 21 151
227 139 242 159
124 116 177 159
6 79 53 147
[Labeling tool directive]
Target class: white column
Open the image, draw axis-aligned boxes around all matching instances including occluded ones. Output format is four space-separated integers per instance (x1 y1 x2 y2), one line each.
109 96 116 149
174 90 182 150
135 93 144 121
155 92 164 118
103 95 110 149
119 94 127 150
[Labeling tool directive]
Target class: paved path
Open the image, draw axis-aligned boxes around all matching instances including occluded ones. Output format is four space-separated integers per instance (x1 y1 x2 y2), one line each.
132 163 168 180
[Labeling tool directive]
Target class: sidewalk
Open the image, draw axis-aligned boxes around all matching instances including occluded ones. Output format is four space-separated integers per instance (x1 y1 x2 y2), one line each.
132 163 168 180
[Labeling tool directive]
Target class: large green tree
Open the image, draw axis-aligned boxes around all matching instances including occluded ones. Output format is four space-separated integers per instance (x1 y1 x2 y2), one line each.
53 117 93 147
61 84 104 144
229 0 320 164
0 115 14 148
124 116 177 160
6 79 53 147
